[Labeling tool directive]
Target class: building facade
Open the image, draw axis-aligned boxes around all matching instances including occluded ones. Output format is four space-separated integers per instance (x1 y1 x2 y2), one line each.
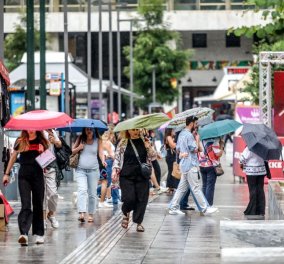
3 0 264 113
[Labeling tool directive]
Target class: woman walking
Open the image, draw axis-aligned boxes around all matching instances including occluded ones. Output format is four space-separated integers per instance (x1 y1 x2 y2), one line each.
240 146 267 217
164 128 179 193
99 131 115 208
72 128 105 223
2 130 49 245
112 129 156 232
198 137 224 206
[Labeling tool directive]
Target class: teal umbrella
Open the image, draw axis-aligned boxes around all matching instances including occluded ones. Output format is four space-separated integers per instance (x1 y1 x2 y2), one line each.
114 113 170 132
198 119 242 140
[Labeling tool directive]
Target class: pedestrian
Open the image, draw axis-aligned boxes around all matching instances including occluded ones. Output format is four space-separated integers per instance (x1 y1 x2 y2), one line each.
164 128 179 193
239 146 266 217
112 128 156 232
2 130 49 245
198 137 224 206
168 116 218 216
72 128 105 223
98 130 115 208
43 129 62 229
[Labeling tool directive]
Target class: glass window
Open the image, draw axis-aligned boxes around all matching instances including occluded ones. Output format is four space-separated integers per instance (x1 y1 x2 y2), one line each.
226 33 241 47
192 33 207 48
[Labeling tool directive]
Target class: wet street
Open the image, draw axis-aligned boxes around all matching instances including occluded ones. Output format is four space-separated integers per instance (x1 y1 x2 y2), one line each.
0 151 269 264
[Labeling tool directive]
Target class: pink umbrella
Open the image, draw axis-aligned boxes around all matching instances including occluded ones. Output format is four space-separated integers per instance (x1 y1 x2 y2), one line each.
4 110 73 130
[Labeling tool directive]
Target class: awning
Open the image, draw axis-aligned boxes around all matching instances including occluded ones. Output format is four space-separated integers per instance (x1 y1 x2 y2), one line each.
10 51 142 99
194 73 246 102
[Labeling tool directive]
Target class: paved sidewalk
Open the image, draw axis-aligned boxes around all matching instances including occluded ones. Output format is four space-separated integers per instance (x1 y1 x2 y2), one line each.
0 145 270 264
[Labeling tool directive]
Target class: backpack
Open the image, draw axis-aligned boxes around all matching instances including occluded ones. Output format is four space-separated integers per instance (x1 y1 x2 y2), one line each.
54 137 72 171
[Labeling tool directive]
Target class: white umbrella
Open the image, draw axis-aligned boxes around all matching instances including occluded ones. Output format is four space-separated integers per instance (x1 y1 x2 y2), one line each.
168 107 214 130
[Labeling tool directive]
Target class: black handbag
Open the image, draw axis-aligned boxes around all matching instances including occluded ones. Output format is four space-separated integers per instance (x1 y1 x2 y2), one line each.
130 139 152 179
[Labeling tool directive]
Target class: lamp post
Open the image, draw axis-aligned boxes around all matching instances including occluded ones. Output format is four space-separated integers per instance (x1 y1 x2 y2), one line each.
63 0 70 115
116 3 122 118
109 0 114 123
39 0 46 110
27 0 35 111
87 0 91 118
0 0 3 59
152 65 156 104
98 0 103 120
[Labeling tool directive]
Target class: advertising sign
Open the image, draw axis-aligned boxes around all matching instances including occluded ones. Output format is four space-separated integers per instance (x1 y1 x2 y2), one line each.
10 92 25 117
235 106 260 124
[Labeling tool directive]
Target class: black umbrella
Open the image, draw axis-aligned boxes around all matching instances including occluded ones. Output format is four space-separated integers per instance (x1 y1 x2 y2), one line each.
241 123 282 160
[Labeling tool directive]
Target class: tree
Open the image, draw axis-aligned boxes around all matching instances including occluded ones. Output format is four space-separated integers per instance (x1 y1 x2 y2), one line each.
4 14 44 71
123 0 192 109
232 0 284 104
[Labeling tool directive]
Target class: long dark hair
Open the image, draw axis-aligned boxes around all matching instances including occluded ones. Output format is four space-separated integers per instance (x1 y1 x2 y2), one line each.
79 128 100 143
164 128 174 146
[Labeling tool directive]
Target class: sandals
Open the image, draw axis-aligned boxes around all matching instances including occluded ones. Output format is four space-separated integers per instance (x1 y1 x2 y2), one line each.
136 224 145 232
88 216 94 223
121 213 130 229
78 214 85 223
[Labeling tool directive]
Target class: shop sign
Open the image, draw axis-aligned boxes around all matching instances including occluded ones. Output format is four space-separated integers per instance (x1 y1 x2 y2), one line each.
227 67 249 75
46 72 61 81
235 106 260 124
49 81 61 96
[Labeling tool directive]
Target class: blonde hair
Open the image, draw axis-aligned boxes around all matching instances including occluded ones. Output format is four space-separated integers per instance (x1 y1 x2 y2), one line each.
16 130 49 152
119 130 130 139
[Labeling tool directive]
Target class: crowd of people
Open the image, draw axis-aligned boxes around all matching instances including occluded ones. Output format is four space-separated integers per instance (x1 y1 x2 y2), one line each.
1 114 269 246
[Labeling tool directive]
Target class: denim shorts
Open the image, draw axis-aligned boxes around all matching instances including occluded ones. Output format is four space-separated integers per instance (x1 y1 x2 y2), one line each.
99 158 113 187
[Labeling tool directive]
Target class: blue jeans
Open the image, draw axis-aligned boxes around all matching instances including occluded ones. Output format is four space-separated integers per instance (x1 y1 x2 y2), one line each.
97 185 121 204
200 166 217 206
75 167 100 214
180 189 190 208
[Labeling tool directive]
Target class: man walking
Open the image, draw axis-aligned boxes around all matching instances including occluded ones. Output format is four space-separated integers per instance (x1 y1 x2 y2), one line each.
169 116 218 216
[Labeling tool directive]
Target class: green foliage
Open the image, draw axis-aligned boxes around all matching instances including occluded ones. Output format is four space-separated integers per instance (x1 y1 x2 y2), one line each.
232 0 284 104
4 13 45 71
124 0 192 109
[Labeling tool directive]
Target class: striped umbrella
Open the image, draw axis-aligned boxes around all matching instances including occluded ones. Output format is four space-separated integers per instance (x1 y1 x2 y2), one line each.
168 107 214 130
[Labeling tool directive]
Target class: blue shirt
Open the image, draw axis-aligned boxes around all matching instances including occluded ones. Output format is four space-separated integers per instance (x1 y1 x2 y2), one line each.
176 128 199 173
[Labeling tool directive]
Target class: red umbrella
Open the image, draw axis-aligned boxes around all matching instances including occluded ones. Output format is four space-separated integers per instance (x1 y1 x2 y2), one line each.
4 110 73 130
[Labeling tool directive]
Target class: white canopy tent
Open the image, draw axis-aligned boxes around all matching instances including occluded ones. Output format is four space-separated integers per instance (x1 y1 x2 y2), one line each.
9 51 140 98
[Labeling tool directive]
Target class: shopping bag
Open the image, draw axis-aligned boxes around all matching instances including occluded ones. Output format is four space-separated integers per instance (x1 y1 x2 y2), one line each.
35 149 56 169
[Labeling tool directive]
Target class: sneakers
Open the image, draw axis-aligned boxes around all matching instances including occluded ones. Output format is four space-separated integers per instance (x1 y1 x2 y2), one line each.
156 187 169 195
47 215 59 228
98 202 114 208
35 235 44 244
203 207 218 216
106 197 113 204
169 208 185 215
18 235 28 246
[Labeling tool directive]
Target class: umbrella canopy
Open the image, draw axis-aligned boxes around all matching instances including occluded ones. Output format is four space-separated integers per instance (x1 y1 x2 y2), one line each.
241 123 282 160
215 114 233 121
57 118 108 133
199 119 242 140
114 113 170 132
4 110 73 130
168 107 214 130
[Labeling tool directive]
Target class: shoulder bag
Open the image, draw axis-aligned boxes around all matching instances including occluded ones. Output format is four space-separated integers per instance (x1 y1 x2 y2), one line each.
69 139 82 169
203 142 224 177
129 139 152 179
172 151 181 180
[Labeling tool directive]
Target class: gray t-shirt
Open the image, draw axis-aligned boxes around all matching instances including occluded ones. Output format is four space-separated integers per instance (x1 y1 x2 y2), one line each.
78 139 99 170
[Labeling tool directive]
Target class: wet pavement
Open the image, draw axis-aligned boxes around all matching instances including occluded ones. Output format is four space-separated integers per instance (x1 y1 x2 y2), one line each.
0 143 274 264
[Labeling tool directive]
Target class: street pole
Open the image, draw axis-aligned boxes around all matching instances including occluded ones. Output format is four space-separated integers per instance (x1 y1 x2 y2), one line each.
152 66 156 104
116 5 122 118
0 0 3 59
109 0 113 123
40 0 46 109
130 21 134 118
87 0 91 118
27 0 35 111
63 0 70 115
98 0 103 120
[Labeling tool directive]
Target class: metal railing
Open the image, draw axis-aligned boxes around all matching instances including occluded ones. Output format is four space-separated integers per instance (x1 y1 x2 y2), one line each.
3 0 255 13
